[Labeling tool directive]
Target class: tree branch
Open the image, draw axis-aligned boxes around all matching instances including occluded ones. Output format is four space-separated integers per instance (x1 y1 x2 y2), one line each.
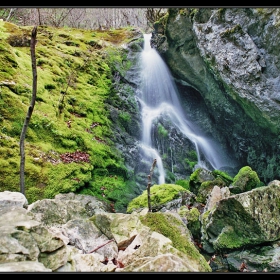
86 239 114 254
147 158 157 212
19 26 37 195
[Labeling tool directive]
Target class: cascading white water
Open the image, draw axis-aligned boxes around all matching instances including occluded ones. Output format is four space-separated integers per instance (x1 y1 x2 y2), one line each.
137 33 235 184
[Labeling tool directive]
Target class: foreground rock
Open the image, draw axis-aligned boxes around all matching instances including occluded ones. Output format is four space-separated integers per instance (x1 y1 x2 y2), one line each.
2 174 280 273
200 179 280 272
0 191 211 272
126 171 280 272
201 180 280 253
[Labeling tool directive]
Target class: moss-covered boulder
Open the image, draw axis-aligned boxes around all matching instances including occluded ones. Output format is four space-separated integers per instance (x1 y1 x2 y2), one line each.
229 166 261 194
126 184 194 213
189 168 215 195
178 206 201 239
196 177 227 204
139 212 211 272
201 181 280 253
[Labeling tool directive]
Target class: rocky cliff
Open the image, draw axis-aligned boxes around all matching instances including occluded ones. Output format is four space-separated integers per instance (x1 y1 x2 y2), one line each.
151 8 280 184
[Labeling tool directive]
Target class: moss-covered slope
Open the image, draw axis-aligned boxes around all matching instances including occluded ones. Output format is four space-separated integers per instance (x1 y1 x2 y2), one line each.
0 20 140 210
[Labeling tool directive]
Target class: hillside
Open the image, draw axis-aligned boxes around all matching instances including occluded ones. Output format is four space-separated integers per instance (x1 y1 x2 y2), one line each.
0 20 143 211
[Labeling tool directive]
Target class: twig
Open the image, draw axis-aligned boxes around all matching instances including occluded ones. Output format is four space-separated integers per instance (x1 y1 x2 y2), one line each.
19 25 37 195
147 158 157 212
86 239 114 254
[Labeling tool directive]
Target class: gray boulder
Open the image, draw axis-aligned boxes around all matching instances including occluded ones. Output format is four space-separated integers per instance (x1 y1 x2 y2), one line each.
0 191 211 272
201 180 280 254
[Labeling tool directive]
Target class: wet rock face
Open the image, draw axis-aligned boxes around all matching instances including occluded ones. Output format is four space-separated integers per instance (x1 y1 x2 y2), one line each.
152 8 280 183
108 30 221 194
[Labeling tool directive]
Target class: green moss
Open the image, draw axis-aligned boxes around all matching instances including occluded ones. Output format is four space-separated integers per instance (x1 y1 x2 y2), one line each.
154 11 169 27
189 167 205 194
187 207 200 221
189 8 199 21
25 186 45 204
0 23 141 204
0 20 9 40
183 150 198 170
179 206 201 239
201 209 212 224
196 177 227 204
157 123 168 138
126 183 189 213
165 170 176 182
178 8 190 17
276 198 280 209
118 111 131 130
189 168 201 182
140 212 211 271
213 225 251 250
0 42 18 80
232 165 261 192
175 179 190 190
43 161 93 198
185 159 197 170
212 169 234 185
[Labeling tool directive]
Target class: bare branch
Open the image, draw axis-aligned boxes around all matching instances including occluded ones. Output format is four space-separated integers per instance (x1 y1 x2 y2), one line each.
19 26 37 195
86 239 114 254
5 8 16 21
147 158 157 212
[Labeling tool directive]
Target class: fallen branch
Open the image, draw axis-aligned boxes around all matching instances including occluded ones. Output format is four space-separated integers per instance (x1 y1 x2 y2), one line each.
86 239 114 254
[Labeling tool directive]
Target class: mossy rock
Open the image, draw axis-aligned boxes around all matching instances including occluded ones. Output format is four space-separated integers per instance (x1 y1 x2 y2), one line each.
140 211 212 272
126 183 191 213
196 177 227 204
189 168 215 195
178 206 201 239
229 166 261 194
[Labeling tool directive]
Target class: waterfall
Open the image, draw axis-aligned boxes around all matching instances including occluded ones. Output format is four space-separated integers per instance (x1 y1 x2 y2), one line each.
137 33 236 184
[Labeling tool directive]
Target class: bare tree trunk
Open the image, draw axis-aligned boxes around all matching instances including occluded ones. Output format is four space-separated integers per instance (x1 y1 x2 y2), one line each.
5 8 16 21
147 158 157 212
19 26 37 195
37 8 42 25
